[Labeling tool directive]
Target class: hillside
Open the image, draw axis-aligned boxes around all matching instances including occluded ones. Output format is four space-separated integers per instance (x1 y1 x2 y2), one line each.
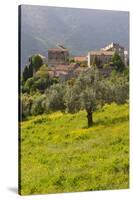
20 103 129 195
20 5 129 68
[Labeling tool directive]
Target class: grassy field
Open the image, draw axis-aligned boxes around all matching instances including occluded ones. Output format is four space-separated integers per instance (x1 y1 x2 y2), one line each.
19 103 129 195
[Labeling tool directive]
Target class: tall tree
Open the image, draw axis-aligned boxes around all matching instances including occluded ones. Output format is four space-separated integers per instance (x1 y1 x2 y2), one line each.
30 54 44 73
22 54 44 83
45 83 66 112
22 65 30 82
111 51 125 72
65 68 128 127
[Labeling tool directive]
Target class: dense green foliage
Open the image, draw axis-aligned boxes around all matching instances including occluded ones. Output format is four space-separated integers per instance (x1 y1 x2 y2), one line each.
22 66 58 94
30 54 44 72
65 69 128 126
20 103 129 195
22 54 61 95
22 54 44 82
21 94 33 120
111 52 125 72
31 95 46 116
21 68 129 126
45 83 66 112
22 65 31 82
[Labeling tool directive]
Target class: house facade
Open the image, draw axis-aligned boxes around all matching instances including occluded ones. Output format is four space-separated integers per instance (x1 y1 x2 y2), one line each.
101 42 125 61
48 46 69 66
88 42 128 67
88 51 114 67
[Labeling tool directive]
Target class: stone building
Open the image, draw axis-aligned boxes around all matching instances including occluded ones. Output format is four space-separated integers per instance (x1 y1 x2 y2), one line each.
88 51 114 67
88 42 128 67
101 42 125 61
48 46 69 66
124 50 129 67
47 63 87 81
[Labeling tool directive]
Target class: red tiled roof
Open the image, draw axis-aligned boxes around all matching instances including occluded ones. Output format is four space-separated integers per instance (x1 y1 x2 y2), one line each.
48 65 88 77
48 66 69 72
74 56 87 62
48 63 78 72
89 51 114 56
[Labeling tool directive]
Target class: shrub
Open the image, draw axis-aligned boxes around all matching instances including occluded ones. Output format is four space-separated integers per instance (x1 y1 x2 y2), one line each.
31 95 46 116
21 95 33 120
45 84 66 112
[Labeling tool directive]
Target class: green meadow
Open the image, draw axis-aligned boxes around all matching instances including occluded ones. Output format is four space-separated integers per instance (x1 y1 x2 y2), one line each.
20 103 129 195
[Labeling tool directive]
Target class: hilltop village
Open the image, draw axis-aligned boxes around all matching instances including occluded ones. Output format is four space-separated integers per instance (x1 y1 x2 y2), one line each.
35 42 129 80
21 42 129 121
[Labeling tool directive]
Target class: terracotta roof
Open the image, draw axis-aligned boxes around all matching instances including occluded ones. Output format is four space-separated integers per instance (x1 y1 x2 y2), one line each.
48 63 78 71
48 64 88 77
74 56 87 62
89 51 114 56
48 65 69 72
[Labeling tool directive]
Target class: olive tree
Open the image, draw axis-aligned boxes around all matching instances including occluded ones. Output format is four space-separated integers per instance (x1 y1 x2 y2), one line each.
65 68 129 127
30 54 44 73
21 94 33 120
45 83 66 112
31 95 46 115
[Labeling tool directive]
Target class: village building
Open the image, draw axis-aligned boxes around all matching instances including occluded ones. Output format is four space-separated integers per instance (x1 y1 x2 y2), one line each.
47 63 86 81
47 42 128 79
88 51 114 67
88 42 128 67
101 42 125 61
124 50 129 67
48 45 69 66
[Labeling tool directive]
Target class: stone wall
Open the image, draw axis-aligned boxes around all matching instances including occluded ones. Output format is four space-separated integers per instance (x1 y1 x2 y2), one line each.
48 49 69 65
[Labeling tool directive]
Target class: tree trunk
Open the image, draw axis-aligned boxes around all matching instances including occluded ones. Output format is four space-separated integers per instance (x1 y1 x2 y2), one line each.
86 109 93 127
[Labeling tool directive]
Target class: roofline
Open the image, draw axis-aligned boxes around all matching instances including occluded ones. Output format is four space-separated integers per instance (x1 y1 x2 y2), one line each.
88 50 114 55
